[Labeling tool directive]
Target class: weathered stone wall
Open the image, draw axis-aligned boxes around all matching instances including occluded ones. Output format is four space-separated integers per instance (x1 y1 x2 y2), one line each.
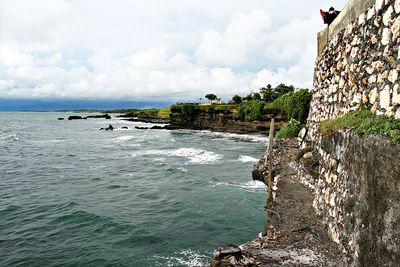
307 130 400 265
298 0 400 265
307 0 400 141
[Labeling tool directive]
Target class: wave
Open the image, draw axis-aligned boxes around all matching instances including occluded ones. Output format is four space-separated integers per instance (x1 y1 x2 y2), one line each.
212 180 267 193
154 249 208 267
0 133 20 141
198 130 268 143
131 147 222 165
238 155 258 163
114 136 135 142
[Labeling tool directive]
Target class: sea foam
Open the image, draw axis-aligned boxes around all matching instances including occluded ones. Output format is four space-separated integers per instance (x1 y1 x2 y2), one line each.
131 147 222 165
213 180 267 193
238 155 258 163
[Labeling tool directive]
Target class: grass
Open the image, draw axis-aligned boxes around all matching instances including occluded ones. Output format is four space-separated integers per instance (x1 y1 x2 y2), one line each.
318 109 400 145
275 118 303 139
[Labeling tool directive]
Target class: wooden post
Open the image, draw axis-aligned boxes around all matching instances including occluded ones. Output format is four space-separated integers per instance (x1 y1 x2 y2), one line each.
267 118 275 202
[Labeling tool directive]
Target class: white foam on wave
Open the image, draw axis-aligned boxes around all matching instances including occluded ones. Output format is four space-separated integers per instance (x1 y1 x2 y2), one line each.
131 147 222 165
198 130 268 144
114 136 135 142
177 167 188 172
213 180 267 193
154 249 208 267
238 155 258 163
0 134 19 141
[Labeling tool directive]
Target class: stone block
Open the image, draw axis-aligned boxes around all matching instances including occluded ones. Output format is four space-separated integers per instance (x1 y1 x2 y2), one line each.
380 85 392 108
382 28 391 45
395 0 400 13
388 69 399 83
383 5 394 26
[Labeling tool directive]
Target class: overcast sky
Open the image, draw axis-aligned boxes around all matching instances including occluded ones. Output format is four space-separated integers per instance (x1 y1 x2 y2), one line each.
0 0 348 102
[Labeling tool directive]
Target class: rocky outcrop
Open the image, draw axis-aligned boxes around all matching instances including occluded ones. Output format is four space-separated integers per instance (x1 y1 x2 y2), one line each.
209 139 341 266
170 107 287 134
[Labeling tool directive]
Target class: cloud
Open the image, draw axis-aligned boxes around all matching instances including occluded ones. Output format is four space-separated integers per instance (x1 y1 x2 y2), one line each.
195 10 271 66
0 0 350 103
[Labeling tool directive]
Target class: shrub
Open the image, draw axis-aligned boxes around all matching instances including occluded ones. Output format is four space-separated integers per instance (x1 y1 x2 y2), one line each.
275 118 303 139
267 89 312 123
157 108 171 119
234 100 265 121
318 109 400 145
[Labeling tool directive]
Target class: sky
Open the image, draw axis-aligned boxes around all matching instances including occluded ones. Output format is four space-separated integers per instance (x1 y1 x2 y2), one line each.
0 0 349 104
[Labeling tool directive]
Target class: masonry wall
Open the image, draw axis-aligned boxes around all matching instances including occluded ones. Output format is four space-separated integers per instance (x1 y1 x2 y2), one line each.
299 0 400 265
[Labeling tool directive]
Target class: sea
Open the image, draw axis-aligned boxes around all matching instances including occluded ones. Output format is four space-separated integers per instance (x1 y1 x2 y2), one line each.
0 112 268 266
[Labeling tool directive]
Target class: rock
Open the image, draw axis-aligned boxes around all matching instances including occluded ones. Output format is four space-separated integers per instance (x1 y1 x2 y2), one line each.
381 28 391 45
121 126 128 129
68 116 87 120
105 124 114 131
211 244 242 263
135 126 149 130
57 118 64 120
303 152 313 159
380 85 392 109
298 128 307 140
87 114 111 119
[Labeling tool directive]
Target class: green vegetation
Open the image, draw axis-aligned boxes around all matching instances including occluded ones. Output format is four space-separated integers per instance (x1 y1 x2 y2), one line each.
232 95 242 104
157 108 171 119
125 108 171 120
275 118 303 139
234 100 265 121
205 94 217 101
318 109 400 145
264 89 312 123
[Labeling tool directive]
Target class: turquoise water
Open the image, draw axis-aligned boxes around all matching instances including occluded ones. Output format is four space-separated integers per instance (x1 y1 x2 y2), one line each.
0 112 268 266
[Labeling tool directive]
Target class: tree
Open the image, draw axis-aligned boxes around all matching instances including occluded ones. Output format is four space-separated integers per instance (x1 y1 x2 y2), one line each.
232 95 242 104
244 93 253 101
263 91 280 102
275 83 295 95
205 94 217 102
253 92 261 100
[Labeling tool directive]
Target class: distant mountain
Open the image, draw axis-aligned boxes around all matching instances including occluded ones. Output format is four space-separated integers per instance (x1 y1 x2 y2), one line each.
0 99 174 111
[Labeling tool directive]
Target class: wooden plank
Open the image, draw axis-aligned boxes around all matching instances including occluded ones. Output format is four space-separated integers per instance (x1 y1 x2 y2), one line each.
267 118 275 202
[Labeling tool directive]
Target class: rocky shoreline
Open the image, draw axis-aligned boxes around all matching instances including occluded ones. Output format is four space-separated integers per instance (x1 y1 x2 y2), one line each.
207 139 341 266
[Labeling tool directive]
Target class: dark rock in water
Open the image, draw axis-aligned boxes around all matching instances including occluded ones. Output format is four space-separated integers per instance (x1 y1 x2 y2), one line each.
151 125 165 129
99 128 104 130
135 125 167 130
105 124 114 131
87 114 111 119
121 126 128 129
68 116 87 120
57 118 64 120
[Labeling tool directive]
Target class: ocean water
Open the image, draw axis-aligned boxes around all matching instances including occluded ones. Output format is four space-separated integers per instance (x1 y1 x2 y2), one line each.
0 112 268 266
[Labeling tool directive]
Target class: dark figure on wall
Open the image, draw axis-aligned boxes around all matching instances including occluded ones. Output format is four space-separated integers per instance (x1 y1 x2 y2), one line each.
320 7 340 25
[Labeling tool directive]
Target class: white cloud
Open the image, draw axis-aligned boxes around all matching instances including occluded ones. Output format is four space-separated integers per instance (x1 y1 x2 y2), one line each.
195 10 271 66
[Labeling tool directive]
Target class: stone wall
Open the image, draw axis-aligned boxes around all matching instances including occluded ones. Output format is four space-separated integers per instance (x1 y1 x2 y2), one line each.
304 130 400 265
307 0 400 141
299 0 400 265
